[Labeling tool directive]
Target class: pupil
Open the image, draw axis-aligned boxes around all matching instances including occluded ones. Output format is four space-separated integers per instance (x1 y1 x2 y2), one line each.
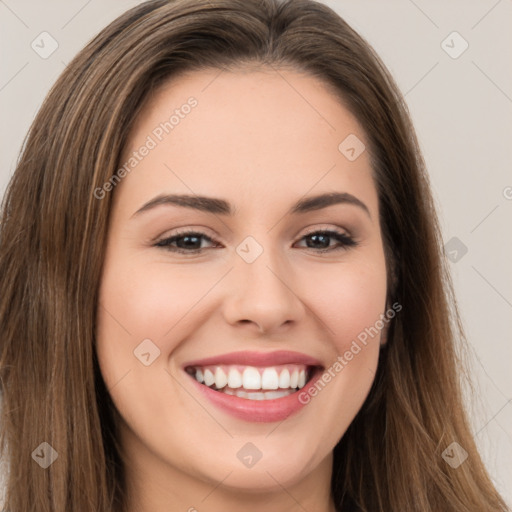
308 234 329 249
179 235 200 249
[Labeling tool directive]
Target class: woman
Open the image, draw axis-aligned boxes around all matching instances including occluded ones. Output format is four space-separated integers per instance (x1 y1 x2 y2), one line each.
0 0 508 510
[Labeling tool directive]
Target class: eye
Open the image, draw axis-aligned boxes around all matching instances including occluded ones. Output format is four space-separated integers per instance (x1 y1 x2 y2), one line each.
294 229 357 253
155 230 219 254
155 228 357 255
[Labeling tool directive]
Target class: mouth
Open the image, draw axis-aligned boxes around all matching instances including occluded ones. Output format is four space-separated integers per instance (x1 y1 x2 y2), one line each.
181 350 324 422
184 363 321 401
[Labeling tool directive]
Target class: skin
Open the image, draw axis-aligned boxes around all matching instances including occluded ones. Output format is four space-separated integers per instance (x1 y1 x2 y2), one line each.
96 66 388 512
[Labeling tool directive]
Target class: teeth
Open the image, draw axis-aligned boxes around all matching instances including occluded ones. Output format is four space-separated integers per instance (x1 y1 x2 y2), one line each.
203 369 215 387
298 369 306 388
242 367 261 389
247 392 265 400
225 389 295 400
227 368 242 388
214 367 228 389
290 370 299 388
278 368 290 388
264 390 293 400
188 364 315 392
261 368 279 390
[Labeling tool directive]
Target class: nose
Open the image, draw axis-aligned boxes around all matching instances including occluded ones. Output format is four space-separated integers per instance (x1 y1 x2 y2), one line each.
221 245 305 334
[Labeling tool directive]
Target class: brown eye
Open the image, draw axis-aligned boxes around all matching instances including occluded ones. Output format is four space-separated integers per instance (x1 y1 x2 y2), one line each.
155 231 219 254
295 230 357 252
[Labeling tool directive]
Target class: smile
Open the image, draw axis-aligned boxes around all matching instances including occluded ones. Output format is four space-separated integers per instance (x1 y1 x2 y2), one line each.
185 364 311 400
182 350 324 422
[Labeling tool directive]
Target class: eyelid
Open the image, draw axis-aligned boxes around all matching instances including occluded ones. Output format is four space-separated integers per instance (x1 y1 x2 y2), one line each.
153 225 220 243
155 223 352 245
154 224 358 255
299 224 352 238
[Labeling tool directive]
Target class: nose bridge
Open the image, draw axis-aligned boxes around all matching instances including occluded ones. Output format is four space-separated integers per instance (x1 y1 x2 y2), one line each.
223 233 303 332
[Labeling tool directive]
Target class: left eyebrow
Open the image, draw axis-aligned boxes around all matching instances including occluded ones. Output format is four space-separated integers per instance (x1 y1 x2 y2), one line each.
291 192 371 219
131 191 371 219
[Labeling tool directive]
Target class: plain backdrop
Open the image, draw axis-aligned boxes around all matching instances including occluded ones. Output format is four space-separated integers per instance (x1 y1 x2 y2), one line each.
0 0 511 505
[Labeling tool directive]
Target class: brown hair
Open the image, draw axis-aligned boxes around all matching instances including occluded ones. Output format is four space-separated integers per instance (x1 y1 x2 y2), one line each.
0 0 508 510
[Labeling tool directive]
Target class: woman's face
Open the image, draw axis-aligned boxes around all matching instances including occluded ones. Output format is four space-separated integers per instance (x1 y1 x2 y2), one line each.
96 66 388 499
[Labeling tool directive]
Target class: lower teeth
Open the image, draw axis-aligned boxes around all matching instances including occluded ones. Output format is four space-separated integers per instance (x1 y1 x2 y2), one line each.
215 387 297 400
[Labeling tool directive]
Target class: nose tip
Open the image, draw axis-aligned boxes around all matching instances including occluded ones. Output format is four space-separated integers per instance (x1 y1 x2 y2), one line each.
237 318 291 336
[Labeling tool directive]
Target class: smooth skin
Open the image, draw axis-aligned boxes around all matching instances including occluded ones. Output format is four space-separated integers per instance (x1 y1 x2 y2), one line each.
96 66 388 512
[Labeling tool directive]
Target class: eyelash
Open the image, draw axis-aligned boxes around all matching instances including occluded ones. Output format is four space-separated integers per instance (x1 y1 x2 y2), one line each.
154 228 358 255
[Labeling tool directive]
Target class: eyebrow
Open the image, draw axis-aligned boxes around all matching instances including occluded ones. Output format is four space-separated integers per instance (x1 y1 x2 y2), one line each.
131 191 371 219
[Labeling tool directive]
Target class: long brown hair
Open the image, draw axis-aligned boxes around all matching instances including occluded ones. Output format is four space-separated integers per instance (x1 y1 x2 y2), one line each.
0 0 508 510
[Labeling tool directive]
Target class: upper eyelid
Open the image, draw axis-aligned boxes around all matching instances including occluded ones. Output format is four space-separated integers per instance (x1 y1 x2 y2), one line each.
156 226 353 247
301 225 351 237
157 223 352 241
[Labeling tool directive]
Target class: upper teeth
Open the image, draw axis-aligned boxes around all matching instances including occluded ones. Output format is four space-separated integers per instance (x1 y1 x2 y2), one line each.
190 365 309 391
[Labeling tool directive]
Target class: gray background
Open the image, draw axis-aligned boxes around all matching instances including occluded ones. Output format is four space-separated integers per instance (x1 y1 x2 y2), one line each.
0 0 511 504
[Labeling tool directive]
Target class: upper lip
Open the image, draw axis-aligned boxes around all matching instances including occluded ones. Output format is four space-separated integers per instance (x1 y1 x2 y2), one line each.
182 350 323 369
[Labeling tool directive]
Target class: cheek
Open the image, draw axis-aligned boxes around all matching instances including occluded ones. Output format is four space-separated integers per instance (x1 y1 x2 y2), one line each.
300 256 388 350
335 272 387 351
293 254 387 429
94 258 200 435
95 253 225 396
97 258 210 341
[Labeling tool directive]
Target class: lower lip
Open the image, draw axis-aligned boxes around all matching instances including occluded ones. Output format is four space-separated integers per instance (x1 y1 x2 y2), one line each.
187 368 323 423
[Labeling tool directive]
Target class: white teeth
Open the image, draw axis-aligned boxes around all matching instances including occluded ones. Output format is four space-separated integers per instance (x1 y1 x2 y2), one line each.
278 368 290 388
189 364 314 391
261 368 279 390
290 369 299 388
227 389 295 400
264 390 292 400
214 367 228 389
242 367 261 390
298 369 306 388
227 368 242 388
203 369 215 387
246 392 265 401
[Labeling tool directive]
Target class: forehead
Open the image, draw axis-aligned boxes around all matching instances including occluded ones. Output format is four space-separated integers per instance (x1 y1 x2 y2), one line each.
115 66 377 217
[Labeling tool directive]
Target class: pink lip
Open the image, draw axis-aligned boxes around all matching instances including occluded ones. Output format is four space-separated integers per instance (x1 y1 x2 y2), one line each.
186 367 324 423
181 350 324 423
182 350 323 369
